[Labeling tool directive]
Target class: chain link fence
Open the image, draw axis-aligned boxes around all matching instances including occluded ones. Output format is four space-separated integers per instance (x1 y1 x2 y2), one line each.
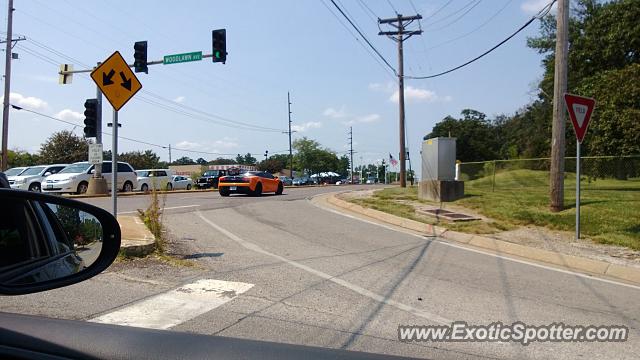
457 155 640 192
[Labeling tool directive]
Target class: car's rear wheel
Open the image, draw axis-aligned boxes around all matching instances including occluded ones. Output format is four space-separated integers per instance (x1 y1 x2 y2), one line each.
252 182 262 197
141 183 149 192
77 181 88 194
123 181 133 192
186 184 192 190
275 182 283 195
219 187 230 197
29 183 41 192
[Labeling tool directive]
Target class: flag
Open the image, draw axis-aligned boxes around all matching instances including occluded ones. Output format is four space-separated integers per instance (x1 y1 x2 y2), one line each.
389 153 398 167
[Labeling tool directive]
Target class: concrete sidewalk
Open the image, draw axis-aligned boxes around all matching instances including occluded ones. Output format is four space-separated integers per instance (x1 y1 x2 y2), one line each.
313 191 640 285
117 215 156 257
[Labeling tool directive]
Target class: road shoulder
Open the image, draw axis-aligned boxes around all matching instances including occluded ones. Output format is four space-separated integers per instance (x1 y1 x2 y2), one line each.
311 191 640 286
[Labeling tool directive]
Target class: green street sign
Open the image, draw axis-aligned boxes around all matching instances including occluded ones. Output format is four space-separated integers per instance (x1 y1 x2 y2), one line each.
163 51 203 65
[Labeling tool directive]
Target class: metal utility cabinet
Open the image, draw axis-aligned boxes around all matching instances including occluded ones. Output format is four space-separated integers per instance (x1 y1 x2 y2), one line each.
419 137 464 202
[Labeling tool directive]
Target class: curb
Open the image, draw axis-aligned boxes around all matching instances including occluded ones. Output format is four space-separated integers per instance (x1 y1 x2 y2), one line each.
322 192 640 285
116 215 156 257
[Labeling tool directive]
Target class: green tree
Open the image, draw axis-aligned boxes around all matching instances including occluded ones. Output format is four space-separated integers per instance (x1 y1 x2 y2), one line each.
337 155 350 177
174 156 195 165
426 110 500 162
257 158 284 173
243 153 257 165
40 130 90 164
119 150 160 170
196 157 207 165
209 157 236 165
7 149 41 167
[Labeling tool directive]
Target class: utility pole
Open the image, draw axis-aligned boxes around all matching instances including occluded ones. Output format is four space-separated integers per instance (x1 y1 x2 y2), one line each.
286 92 294 178
549 0 569 212
1 0 14 171
168 144 172 164
379 13 422 188
348 126 354 184
407 149 413 186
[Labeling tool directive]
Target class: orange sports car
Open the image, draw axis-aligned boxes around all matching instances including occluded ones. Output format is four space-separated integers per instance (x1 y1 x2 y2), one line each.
218 171 283 196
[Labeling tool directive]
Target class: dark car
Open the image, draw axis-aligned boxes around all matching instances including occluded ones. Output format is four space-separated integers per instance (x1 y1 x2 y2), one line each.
194 169 227 189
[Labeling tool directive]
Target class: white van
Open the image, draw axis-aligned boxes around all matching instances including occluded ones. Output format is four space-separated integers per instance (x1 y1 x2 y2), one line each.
42 161 138 194
136 169 174 191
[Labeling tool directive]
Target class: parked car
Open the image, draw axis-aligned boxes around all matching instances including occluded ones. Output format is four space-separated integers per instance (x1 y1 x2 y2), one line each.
366 176 378 184
136 169 174 192
218 171 283 196
171 175 193 190
8 164 67 192
292 176 313 186
278 176 293 186
42 161 138 194
4 166 27 178
195 169 227 189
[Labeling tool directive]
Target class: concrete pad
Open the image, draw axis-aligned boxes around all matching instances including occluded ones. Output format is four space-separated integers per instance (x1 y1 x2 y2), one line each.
117 215 156 257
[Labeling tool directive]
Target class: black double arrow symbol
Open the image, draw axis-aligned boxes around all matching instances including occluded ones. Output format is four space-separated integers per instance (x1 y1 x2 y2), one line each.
102 69 132 91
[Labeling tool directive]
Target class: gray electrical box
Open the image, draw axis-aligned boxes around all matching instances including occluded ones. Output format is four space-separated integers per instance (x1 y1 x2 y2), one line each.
421 137 456 181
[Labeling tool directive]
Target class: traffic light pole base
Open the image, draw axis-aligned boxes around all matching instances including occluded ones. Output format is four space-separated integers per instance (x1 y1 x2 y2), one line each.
87 176 108 195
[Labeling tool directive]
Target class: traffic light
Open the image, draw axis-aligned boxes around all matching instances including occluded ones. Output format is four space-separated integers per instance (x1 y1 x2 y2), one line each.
211 29 226 63
134 41 148 73
83 98 98 138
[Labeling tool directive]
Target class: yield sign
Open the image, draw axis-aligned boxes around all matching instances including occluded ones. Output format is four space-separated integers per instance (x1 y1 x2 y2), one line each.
91 51 142 111
564 93 596 143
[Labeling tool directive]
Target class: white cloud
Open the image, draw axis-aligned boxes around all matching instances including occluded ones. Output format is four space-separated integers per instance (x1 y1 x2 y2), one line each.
368 81 395 92
343 113 381 126
175 140 201 150
54 109 83 122
389 86 452 104
173 96 186 103
323 107 347 119
2 92 48 110
213 136 238 148
292 121 323 132
521 0 556 14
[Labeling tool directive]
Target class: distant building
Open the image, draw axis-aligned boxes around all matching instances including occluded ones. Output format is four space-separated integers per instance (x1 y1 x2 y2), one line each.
169 165 203 176
207 164 257 171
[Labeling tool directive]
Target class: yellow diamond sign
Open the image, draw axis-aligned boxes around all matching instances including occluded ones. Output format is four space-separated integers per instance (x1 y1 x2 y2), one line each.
91 51 142 111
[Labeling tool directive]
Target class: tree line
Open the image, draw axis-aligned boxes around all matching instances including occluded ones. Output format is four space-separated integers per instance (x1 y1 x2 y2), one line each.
426 0 639 162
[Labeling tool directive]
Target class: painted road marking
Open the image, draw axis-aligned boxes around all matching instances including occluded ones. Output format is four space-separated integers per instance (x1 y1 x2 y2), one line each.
310 196 640 292
90 279 253 329
196 211 452 324
118 204 201 214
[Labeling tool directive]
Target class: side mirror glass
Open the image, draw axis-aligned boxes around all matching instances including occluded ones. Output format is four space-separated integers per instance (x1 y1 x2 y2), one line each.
44 172 52 176
0 189 121 295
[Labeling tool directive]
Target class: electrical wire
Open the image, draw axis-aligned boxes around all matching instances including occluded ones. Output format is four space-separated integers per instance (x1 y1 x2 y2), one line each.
326 0 398 76
428 0 483 32
424 0 479 27
426 0 515 51
9 104 255 156
405 0 556 80
423 0 455 21
385 0 399 14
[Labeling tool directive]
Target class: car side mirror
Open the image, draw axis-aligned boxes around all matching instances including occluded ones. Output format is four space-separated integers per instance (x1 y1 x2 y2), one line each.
89 169 95 174
44 172 52 176
0 189 121 295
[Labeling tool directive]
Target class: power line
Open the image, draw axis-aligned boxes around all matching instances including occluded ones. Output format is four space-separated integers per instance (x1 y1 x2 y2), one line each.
356 0 379 22
326 0 397 76
9 104 252 156
426 0 515 51
385 0 399 14
424 0 479 27
405 0 555 80
423 0 455 21
428 0 483 32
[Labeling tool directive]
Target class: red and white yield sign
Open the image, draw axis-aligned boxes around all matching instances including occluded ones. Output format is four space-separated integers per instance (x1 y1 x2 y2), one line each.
564 93 596 143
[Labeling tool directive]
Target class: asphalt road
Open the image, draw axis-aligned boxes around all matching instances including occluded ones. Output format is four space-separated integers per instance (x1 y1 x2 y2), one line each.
2 185 639 359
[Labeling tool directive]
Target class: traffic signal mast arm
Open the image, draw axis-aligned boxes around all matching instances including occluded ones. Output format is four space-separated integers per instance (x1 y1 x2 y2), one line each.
58 52 221 76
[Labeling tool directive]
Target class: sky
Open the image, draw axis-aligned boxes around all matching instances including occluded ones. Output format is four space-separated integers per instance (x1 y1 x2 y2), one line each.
3 0 556 177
